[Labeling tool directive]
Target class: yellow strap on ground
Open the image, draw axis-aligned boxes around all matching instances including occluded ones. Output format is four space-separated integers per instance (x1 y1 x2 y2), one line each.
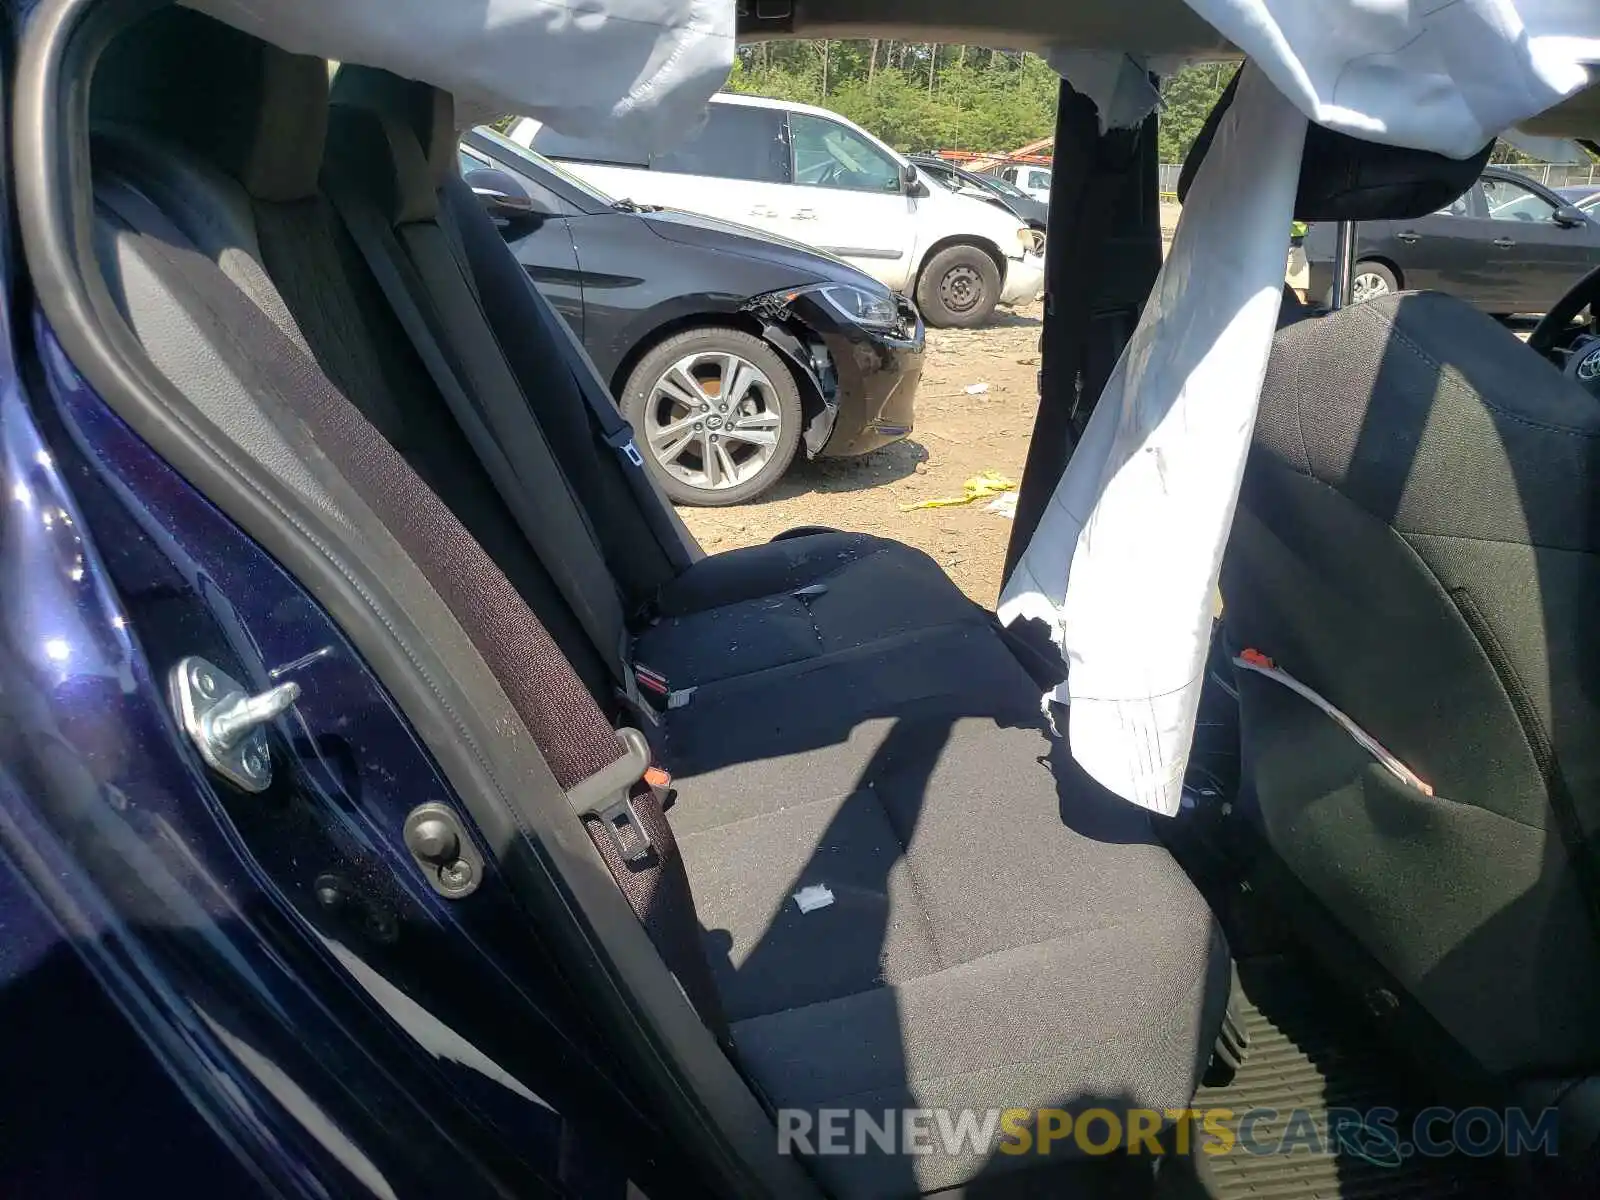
900 471 1018 511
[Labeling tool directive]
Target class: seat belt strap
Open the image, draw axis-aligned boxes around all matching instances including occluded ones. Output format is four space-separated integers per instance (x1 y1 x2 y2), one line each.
100 172 727 1046
565 727 732 1046
436 175 693 572
326 182 639 704
543 300 648 466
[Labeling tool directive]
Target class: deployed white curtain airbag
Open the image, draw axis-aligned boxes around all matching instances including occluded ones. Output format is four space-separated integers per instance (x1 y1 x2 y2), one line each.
184 0 735 150
999 63 1307 816
1185 0 1600 158
1009 0 1600 816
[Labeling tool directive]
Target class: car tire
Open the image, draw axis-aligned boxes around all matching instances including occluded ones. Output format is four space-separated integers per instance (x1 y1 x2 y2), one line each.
621 327 802 508
1350 261 1399 304
916 244 1002 328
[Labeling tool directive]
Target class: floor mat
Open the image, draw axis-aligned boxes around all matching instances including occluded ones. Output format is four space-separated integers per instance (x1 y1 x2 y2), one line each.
1164 957 1502 1200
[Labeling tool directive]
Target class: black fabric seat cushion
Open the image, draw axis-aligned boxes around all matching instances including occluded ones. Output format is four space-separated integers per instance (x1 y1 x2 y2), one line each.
634 532 988 689
658 623 1231 1199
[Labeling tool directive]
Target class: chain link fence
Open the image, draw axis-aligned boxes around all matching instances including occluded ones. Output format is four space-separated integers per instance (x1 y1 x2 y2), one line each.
1501 162 1600 189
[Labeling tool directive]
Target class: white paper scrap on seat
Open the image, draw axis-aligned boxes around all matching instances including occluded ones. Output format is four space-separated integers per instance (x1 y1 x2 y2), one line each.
997 64 1307 817
792 884 835 914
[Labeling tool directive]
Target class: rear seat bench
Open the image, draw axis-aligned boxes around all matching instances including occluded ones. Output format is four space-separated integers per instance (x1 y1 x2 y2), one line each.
88 12 1230 1197
636 529 992 691
664 658 1228 1196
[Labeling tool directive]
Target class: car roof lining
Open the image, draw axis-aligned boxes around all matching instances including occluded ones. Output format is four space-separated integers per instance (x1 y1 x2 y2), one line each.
1518 79 1600 139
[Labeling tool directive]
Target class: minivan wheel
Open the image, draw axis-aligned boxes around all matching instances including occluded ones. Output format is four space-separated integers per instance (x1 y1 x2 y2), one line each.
622 327 803 507
917 244 1002 328
1351 261 1399 303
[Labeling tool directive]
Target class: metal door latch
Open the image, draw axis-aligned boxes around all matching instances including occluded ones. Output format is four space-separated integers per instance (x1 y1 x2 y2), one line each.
172 656 299 793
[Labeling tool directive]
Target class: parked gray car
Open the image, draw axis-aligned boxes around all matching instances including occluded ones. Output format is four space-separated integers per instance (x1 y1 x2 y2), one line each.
1305 166 1600 313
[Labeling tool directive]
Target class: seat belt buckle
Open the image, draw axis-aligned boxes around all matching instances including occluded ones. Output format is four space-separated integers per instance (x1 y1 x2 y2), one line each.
597 793 652 863
629 663 696 714
604 424 645 468
633 662 670 698
567 727 656 864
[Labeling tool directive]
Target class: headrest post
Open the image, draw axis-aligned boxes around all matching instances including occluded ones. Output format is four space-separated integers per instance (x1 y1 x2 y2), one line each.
1330 220 1358 310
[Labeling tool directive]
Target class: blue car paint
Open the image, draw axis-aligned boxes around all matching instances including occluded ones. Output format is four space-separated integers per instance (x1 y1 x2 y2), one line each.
0 315 658 1194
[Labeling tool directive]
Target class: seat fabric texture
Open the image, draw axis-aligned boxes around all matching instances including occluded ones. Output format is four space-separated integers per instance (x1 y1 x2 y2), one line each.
1222 290 1600 1080
636 530 993 689
89 11 1230 1196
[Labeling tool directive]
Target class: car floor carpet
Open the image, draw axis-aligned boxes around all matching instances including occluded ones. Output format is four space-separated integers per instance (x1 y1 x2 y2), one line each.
1159 955 1505 1200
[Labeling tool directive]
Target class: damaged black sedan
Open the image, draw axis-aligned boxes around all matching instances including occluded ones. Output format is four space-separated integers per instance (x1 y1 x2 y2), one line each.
463 127 924 505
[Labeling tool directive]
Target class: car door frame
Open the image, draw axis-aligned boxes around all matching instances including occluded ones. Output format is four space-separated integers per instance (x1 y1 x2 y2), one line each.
12 5 813 1195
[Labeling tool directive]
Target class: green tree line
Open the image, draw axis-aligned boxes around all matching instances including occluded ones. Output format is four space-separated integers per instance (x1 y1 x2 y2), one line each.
729 46 1596 168
727 41 1062 155
729 41 1240 163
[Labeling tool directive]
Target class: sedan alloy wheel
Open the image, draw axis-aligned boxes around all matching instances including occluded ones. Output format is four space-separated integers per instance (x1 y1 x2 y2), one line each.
622 327 804 506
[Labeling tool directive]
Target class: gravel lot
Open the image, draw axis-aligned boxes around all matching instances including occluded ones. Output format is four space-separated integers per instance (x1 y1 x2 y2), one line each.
678 298 1046 606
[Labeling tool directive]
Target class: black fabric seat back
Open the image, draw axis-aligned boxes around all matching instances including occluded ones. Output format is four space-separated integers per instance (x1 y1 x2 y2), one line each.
87 5 741 1045
89 8 617 706
330 66 683 605
1186 71 1600 1080
1221 288 1600 1081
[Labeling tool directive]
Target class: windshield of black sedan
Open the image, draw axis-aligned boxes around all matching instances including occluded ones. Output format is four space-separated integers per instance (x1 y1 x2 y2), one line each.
982 175 1031 201
472 125 619 207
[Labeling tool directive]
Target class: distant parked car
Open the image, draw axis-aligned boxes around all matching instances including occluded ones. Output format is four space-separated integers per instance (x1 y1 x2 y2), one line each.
1305 166 1600 314
506 94 1045 328
461 128 925 506
1555 184 1600 215
997 162 1053 202
909 155 1049 239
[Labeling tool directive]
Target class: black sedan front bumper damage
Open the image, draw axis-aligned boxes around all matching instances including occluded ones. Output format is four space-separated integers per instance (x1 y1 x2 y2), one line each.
744 291 925 459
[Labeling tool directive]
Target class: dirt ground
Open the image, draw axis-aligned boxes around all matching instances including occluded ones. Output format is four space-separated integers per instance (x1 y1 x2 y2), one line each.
678 298 1045 606
677 206 1189 605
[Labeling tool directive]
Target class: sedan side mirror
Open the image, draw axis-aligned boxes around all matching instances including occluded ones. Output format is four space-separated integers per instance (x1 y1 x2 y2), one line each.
464 167 540 225
1554 203 1589 228
901 162 929 197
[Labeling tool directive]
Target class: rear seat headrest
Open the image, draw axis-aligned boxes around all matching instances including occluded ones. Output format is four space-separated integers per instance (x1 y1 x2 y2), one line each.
91 6 329 203
331 67 458 190
1178 70 1493 222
